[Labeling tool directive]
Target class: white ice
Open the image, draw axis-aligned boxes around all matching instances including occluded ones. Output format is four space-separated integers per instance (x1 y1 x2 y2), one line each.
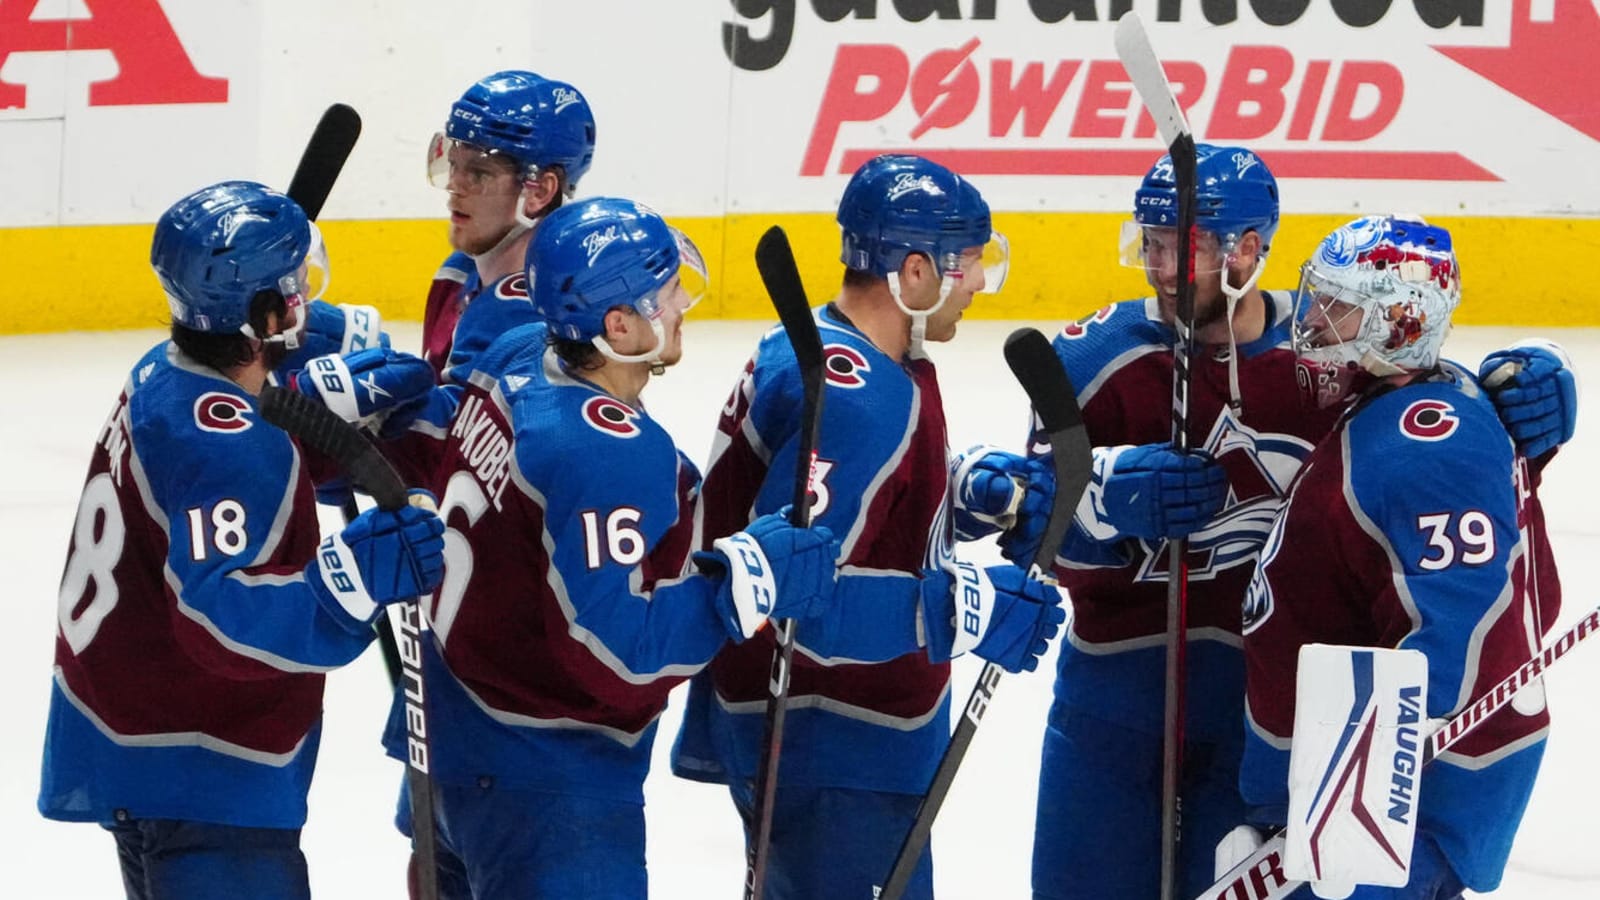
4 321 1596 899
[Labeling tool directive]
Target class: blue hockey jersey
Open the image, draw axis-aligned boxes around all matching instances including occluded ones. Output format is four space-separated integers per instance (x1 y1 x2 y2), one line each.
40 342 380 829
1241 365 1559 892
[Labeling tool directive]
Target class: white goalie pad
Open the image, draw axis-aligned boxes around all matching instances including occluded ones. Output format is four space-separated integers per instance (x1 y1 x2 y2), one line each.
1284 644 1428 895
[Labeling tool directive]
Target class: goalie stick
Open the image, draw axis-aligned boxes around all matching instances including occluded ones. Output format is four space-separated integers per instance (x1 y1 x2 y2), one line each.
256 385 440 900
1115 15 1201 900
744 226 827 900
876 327 1092 900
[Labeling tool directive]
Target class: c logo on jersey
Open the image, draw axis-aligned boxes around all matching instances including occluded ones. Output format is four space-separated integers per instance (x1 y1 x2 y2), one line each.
494 273 530 301
582 396 642 438
1060 306 1114 340
1399 399 1458 442
194 392 252 434
823 345 871 388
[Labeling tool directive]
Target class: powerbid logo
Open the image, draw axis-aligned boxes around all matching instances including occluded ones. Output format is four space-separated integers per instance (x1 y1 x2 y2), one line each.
0 0 227 109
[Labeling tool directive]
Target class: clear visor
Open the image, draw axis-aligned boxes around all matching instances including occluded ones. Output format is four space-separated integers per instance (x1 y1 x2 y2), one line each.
273 222 330 337
1118 221 1227 275
426 131 527 193
634 226 710 320
942 231 1009 295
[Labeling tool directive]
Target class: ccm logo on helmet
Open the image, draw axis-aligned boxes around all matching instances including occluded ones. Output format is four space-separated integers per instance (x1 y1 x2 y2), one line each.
823 345 871 388
1399 399 1458 442
194 392 253 434
583 396 642 438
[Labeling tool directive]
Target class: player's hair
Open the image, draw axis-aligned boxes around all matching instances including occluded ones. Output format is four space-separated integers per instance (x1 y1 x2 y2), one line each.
548 330 604 372
170 289 287 371
842 266 882 289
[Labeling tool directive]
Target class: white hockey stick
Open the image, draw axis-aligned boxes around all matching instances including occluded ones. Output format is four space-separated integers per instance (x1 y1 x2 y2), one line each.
1198 606 1600 900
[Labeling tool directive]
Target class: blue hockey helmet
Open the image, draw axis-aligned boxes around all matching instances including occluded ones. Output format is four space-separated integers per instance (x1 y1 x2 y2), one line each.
1128 144 1280 260
429 70 596 194
529 197 708 348
837 154 1007 293
150 181 328 336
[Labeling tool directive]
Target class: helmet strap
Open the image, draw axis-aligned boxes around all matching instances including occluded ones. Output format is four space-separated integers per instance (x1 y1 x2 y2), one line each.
590 315 667 373
887 269 954 361
469 183 543 271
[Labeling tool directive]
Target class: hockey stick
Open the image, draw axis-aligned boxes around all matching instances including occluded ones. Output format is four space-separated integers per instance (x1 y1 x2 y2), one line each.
744 225 826 900
877 328 1092 900
1115 15 1200 900
1201 605 1600 900
256 385 440 900
282 103 405 689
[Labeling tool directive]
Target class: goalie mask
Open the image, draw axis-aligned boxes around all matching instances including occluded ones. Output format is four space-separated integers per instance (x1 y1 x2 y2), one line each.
151 180 328 346
529 196 708 369
1292 215 1461 408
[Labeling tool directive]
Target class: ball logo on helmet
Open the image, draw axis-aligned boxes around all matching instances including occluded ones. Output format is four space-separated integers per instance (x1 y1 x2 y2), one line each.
582 226 621 267
887 172 943 201
194 392 253 434
551 87 581 113
582 396 642 438
1231 151 1260 177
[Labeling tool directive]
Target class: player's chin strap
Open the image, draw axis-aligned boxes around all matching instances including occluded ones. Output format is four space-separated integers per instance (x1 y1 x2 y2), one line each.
1219 253 1267 415
470 186 544 272
887 271 956 360
592 316 668 376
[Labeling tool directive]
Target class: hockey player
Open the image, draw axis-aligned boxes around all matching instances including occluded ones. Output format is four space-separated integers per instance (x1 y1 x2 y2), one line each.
1011 147 1579 900
1238 214 1561 897
385 196 841 898
669 154 1066 900
39 181 446 900
419 69 595 381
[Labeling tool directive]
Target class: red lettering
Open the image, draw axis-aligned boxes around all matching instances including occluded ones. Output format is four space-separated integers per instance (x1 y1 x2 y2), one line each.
909 37 981 140
803 44 909 176
1287 59 1330 140
1210 46 1294 140
0 0 227 109
1070 60 1132 139
1132 61 1206 140
990 59 1078 138
1321 61 1402 141
1249 847 1288 894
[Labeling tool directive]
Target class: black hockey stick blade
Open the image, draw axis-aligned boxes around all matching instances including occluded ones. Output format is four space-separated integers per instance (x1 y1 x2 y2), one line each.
286 103 361 220
1003 328 1091 576
754 225 824 529
258 386 405 510
744 225 824 900
879 330 1090 900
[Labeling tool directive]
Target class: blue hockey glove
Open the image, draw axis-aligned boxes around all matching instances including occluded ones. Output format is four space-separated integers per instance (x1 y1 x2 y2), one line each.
308 490 444 626
921 561 1065 673
1480 339 1578 460
951 445 1054 549
277 300 389 374
698 507 840 641
1086 443 1226 542
289 347 435 426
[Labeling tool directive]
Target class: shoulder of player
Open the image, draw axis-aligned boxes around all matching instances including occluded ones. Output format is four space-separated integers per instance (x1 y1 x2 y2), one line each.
472 322 550 383
125 346 293 482
505 380 678 482
434 251 475 286
1348 372 1512 470
1050 297 1168 387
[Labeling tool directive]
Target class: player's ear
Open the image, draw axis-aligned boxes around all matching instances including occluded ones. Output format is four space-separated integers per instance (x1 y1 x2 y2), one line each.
601 307 634 344
1233 231 1262 267
899 251 932 289
522 170 562 218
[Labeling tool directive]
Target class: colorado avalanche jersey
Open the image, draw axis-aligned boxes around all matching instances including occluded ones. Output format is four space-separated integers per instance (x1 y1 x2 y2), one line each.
1240 366 1558 891
382 326 723 802
40 343 379 829
420 251 473 379
671 303 956 795
1039 292 1342 740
